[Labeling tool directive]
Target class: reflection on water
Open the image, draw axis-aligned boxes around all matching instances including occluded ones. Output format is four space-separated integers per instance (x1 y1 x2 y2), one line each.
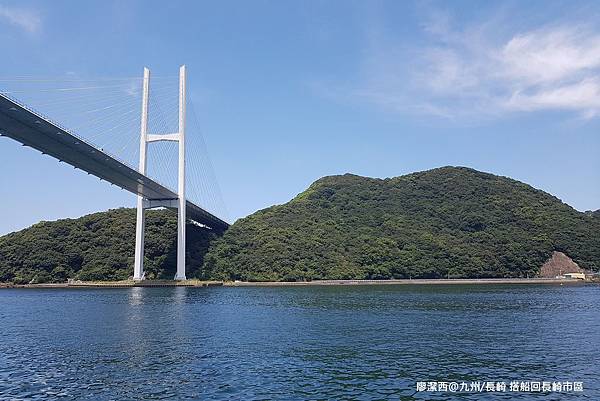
128 286 144 305
172 286 188 304
0 284 598 400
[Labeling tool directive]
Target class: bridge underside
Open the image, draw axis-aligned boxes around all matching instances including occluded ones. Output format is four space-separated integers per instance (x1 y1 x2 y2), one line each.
0 94 228 232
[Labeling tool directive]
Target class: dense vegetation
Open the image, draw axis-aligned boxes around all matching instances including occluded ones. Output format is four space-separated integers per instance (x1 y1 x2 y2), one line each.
203 167 600 281
0 208 219 283
1 167 598 283
587 209 600 218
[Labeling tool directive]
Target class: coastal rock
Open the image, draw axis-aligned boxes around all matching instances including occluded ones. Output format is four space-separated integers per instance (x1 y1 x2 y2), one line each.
539 251 586 278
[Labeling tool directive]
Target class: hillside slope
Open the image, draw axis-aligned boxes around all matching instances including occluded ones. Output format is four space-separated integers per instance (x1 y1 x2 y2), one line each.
203 167 600 281
0 208 219 283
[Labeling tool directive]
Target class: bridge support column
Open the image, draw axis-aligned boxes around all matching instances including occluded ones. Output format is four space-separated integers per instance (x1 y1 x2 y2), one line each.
133 198 146 280
133 67 150 281
175 65 187 281
133 66 187 281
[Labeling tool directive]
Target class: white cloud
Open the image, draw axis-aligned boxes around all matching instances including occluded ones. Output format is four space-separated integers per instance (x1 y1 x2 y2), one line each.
0 5 41 33
506 78 600 113
348 10 600 120
501 28 600 84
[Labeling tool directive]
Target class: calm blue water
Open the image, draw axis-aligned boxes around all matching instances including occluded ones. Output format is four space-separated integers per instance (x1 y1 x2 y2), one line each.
0 284 598 400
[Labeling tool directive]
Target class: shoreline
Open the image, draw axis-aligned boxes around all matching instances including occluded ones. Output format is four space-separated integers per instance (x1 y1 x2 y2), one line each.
224 278 589 286
0 277 591 289
0 280 224 289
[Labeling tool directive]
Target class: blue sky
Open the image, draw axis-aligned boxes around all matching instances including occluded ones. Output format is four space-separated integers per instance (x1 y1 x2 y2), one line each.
0 0 599 235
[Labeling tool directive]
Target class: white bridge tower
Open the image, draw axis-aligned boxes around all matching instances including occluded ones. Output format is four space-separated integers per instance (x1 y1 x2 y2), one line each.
133 65 187 281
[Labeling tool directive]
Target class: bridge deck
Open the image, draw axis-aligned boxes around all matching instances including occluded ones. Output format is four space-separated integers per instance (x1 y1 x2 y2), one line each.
0 93 229 232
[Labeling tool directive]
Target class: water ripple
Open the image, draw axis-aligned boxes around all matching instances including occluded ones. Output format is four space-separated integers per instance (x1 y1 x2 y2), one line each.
0 285 598 400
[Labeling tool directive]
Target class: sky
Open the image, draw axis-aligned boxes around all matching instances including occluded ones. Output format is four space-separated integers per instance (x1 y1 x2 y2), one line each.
0 0 599 235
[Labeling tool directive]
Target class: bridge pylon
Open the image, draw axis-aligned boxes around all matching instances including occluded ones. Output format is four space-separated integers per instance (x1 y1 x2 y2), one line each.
133 65 187 281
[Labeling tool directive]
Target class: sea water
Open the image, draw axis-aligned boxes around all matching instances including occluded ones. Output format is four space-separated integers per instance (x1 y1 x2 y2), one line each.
0 284 597 400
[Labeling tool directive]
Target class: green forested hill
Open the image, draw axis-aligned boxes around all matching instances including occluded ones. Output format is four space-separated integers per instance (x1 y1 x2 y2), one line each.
1 167 599 283
203 167 600 281
0 208 219 283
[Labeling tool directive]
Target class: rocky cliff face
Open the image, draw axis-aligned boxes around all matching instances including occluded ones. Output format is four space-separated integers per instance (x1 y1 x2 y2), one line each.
539 251 587 278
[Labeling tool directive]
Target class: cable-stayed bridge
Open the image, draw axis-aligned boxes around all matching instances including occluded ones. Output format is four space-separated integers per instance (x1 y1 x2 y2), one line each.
0 66 228 280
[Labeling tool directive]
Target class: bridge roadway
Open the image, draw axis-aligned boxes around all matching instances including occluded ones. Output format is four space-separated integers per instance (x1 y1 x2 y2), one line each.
0 93 229 232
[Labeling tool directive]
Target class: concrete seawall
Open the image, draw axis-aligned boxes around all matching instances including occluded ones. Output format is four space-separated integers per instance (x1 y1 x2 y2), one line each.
0 280 224 288
224 278 589 287
1 277 590 289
